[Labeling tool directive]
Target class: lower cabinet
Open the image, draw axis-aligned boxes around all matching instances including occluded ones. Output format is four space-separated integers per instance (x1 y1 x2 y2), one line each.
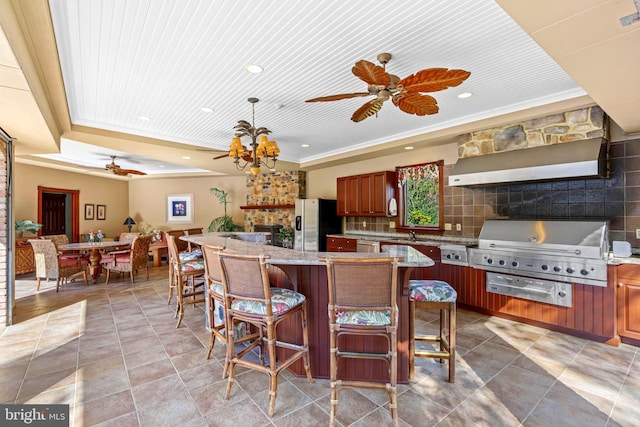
616 264 640 342
15 238 35 275
326 237 357 252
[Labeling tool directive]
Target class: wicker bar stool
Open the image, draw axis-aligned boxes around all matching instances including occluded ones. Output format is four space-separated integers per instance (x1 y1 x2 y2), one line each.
217 252 313 417
167 235 205 328
324 257 399 426
408 279 457 382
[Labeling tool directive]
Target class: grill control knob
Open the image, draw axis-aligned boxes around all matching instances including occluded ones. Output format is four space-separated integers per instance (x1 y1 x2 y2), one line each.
499 260 506 265
512 261 519 267
454 255 460 260
553 266 561 272
541 265 549 271
487 258 494 264
580 269 589 276
446 254 452 259
566 267 575 274
558 290 567 298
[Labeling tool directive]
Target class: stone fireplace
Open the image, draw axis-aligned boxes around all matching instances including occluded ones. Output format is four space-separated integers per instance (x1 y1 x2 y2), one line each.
243 170 306 231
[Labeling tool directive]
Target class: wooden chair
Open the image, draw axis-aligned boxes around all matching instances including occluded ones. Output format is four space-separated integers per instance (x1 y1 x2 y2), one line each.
324 257 399 426
408 279 456 382
100 235 152 284
184 228 204 252
118 232 140 245
217 252 313 417
166 233 203 305
167 235 205 327
29 239 89 292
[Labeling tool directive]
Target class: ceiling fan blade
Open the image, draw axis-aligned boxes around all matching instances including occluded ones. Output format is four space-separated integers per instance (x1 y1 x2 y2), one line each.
351 98 385 122
305 92 370 103
352 60 390 87
392 92 439 116
398 68 471 93
118 169 147 176
213 153 229 159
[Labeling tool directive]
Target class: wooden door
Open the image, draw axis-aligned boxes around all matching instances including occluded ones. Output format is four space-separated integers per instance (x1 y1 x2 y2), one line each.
37 186 80 242
617 264 640 341
42 193 66 235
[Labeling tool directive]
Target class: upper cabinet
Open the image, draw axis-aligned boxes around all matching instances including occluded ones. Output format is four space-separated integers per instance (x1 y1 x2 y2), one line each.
337 171 395 217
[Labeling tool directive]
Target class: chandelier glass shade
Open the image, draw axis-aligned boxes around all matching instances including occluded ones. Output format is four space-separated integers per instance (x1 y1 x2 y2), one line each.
229 98 280 175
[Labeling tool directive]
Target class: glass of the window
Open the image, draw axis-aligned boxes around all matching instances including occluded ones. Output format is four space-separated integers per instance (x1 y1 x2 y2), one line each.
395 160 443 231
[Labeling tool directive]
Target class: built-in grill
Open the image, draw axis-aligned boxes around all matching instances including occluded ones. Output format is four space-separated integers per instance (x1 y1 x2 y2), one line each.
469 220 609 308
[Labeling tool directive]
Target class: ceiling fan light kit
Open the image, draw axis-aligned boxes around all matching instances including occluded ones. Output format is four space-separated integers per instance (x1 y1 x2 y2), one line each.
305 53 471 122
229 98 280 175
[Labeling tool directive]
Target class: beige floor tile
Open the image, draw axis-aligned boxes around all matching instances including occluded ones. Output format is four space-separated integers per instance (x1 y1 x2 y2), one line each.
127 357 176 387
202 397 271 427
73 389 136 426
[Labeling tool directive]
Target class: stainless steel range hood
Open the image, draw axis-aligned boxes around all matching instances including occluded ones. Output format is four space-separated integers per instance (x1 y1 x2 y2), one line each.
448 138 608 187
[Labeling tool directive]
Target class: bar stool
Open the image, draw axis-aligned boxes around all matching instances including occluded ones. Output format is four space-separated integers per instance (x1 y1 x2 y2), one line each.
408 279 456 382
325 257 399 426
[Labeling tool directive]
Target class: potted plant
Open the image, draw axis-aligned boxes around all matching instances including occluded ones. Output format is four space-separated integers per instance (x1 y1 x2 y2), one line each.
207 187 241 232
15 220 42 238
278 227 294 248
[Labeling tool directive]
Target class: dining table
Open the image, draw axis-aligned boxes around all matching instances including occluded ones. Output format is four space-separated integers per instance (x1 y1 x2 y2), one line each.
58 241 130 283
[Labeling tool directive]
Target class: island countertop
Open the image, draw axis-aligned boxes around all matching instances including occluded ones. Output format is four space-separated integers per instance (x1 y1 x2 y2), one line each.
181 232 435 267
181 232 435 382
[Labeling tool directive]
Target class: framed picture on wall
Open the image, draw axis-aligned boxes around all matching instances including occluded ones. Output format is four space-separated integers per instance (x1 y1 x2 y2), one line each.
97 204 106 220
84 204 94 220
167 193 194 224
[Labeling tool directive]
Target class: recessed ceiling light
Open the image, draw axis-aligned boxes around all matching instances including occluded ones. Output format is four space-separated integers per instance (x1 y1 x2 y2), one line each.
137 115 151 121
270 168 276 172
200 107 214 113
301 144 310 148
159 165 165 168
181 156 190 160
404 146 414 150
457 92 472 99
246 64 263 74
273 103 284 109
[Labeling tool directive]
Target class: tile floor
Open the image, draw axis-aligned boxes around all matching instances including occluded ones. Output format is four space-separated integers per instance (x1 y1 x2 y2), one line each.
1 265 639 426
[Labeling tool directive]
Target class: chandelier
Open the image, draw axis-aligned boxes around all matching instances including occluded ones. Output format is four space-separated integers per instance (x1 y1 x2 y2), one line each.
229 97 280 175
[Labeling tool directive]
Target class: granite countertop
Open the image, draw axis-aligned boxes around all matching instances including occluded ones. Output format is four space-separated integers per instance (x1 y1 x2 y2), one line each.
182 232 435 267
327 233 477 247
608 254 640 265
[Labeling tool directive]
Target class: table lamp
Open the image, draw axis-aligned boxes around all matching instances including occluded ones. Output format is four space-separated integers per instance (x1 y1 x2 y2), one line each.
123 216 136 232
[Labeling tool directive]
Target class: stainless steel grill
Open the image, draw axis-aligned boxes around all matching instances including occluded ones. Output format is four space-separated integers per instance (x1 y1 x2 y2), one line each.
470 219 609 307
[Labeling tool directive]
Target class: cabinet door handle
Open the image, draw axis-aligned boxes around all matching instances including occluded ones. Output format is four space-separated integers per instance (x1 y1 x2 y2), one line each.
618 282 623 288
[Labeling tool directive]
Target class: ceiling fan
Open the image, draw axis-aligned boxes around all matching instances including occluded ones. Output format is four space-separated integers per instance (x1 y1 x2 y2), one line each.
104 155 147 176
305 53 471 122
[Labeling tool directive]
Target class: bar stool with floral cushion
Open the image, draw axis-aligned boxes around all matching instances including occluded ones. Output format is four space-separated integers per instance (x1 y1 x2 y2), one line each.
167 235 205 327
217 252 313 417
324 256 400 426
408 279 457 382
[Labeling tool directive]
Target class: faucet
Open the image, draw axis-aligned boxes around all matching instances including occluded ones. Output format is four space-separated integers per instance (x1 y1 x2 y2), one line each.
409 231 417 242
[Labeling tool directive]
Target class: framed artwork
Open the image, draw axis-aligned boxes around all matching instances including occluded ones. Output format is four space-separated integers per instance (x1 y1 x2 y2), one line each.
167 193 194 224
84 204 95 220
97 204 106 220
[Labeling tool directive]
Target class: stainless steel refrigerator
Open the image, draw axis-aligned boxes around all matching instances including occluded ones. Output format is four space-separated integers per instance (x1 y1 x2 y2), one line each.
294 198 342 251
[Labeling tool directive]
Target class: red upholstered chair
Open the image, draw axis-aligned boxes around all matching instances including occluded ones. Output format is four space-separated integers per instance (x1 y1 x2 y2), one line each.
100 235 152 284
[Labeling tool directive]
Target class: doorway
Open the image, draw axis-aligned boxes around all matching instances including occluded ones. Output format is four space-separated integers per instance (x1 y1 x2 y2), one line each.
37 186 80 242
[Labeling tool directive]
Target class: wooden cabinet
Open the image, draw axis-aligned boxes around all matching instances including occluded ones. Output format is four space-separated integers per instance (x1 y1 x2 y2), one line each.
381 242 441 279
616 264 640 343
337 171 395 217
15 238 35 275
326 236 357 252
337 176 359 216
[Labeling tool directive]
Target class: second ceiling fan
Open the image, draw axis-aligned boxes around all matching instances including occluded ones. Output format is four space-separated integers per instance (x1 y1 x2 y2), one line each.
104 156 146 176
305 53 471 122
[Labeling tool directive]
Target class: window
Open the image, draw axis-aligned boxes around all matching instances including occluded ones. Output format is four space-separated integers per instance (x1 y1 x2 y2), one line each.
396 160 444 231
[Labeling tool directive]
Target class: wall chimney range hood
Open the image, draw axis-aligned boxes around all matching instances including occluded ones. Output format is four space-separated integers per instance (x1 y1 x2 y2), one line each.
448 138 608 187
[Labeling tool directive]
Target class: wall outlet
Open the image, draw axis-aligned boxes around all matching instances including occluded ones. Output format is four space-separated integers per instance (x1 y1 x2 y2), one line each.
444 223 452 231
389 221 395 229
362 220 366 228
636 228 640 239
456 224 462 231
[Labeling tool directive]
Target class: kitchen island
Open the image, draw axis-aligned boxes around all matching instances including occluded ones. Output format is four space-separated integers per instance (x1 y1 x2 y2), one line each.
182 232 435 383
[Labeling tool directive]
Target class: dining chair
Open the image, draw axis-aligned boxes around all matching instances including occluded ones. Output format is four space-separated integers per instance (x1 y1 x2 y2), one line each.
100 235 152 284
324 256 399 426
217 252 313 417
167 235 205 327
29 239 89 291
